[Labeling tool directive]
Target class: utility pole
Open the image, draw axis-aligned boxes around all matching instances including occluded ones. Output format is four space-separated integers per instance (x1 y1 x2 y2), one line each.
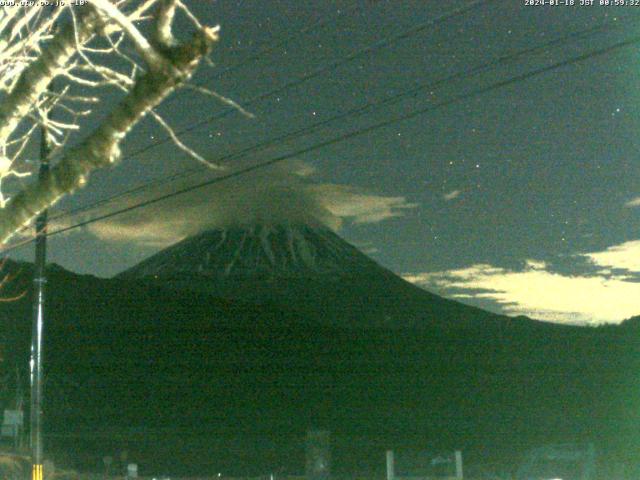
30 105 51 480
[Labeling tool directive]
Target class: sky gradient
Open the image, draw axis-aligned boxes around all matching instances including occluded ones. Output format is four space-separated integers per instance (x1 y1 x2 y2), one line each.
8 0 640 325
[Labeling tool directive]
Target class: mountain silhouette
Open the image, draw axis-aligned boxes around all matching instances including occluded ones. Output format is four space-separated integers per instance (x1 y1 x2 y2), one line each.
118 224 541 330
0 228 635 475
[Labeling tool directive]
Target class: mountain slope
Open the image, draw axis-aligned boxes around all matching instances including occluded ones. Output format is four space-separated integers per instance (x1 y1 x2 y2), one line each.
0 226 636 475
121 224 374 278
0 261 634 475
118 224 536 330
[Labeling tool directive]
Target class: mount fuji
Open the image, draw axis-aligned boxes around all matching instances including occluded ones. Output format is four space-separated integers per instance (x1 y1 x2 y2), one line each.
118 223 520 330
0 224 634 475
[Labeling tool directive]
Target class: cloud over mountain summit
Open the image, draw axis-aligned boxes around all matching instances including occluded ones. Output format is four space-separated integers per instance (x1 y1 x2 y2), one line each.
83 161 416 247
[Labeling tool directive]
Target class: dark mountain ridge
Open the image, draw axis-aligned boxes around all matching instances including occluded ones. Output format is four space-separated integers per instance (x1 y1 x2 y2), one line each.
0 226 636 475
117 224 556 331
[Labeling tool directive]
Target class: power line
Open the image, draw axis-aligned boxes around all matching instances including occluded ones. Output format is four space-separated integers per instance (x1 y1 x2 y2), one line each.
13 33 637 250
143 2 371 113
32 0 498 226
45 15 639 226
0 2 495 253
121 0 495 160
211 3 371 80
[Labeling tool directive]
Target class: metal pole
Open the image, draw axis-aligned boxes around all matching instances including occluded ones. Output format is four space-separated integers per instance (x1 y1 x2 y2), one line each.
386 450 394 480
30 109 51 480
455 450 463 479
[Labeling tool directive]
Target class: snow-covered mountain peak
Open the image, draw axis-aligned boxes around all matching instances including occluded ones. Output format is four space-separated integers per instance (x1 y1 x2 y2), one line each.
119 223 377 280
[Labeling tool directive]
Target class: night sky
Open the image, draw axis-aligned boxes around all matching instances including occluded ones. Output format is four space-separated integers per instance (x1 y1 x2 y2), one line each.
9 0 640 325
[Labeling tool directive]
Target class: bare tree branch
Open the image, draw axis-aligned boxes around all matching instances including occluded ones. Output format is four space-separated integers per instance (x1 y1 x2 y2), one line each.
185 83 255 119
87 0 166 69
0 25 220 242
150 109 223 170
0 1 234 244
0 7 102 148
